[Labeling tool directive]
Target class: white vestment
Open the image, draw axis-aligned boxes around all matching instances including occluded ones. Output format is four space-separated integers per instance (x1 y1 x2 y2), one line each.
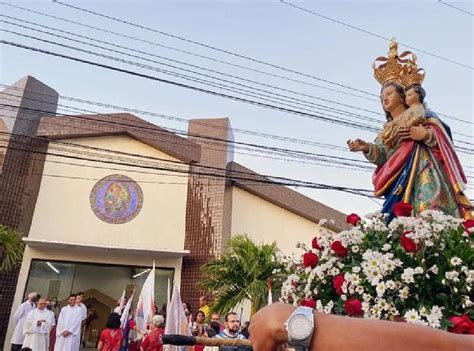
72 303 88 351
54 305 82 351
11 300 35 345
23 308 55 351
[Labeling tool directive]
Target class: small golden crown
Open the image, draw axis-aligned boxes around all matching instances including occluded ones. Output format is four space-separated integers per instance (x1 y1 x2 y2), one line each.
373 39 425 87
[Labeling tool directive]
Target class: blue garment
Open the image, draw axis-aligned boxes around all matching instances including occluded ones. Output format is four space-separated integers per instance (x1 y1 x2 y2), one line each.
213 330 247 351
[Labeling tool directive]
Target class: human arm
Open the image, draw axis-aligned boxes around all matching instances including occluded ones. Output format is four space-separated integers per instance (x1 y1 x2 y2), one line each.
249 303 473 351
12 302 26 324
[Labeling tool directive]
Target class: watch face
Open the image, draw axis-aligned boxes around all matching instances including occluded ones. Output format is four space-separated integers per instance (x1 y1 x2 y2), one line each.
288 314 312 340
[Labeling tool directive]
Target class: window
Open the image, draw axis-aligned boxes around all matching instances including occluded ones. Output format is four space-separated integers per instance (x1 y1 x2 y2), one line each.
24 260 174 347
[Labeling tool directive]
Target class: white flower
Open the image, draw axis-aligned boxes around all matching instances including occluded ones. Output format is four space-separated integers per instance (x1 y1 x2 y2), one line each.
429 265 439 275
426 306 443 328
445 271 460 282
401 268 415 284
351 245 360 253
376 282 386 297
341 294 347 301
352 266 361 273
362 293 372 302
399 286 409 300
414 267 423 274
386 280 396 290
324 301 334 314
450 257 462 266
404 309 421 324
382 243 391 252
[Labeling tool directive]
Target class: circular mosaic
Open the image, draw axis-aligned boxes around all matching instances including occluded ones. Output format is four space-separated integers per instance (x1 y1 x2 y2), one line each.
90 174 144 224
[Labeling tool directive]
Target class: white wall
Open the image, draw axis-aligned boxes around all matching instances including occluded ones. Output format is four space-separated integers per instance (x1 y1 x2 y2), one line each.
231 187 330 255
28 135 189 252
230 187 334 322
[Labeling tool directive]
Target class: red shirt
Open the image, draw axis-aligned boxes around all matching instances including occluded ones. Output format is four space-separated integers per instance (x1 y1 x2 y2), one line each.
141 327 164 351
99 328 123 351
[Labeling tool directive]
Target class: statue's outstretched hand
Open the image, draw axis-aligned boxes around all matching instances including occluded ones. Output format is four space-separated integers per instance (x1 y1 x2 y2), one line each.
347 139 370 153
249 303 295 351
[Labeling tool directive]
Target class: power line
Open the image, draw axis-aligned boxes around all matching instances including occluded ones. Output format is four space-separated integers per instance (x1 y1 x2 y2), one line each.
6 28 474 144
2 3 470 125
50 0 384 96
0 39 384 133
0 132 376 197
438 0 474 16
4 17 472 138
2 30 385 132
0 1 377 102
0 16 389 120
0 23 384 125
0 83 348 153
4 83 474 159
3 38 474 157
280 0 473 70
2 95 472 176
0 102 377 172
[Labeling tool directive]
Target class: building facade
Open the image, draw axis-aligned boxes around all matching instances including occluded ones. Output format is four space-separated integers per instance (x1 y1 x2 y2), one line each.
0 76 349 348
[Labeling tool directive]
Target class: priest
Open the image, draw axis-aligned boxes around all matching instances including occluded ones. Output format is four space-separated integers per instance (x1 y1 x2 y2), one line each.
10 291 37 351
54 294 83 351
23 297 55 350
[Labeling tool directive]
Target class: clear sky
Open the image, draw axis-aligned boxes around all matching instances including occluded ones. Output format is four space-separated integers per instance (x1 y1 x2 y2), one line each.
1 0 472 216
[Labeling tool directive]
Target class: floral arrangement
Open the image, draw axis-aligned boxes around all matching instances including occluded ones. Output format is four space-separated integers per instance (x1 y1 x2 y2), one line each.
280 203 474 334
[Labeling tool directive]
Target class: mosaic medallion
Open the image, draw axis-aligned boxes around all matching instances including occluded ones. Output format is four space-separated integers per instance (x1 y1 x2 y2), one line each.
90 174 144 224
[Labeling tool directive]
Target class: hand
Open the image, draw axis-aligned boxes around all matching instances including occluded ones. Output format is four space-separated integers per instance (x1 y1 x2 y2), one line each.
347 139 370 153
409 126 428 141
249 303 295 351
36 320 44 326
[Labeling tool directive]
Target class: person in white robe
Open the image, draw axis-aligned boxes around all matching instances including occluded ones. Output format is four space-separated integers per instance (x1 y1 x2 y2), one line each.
10 291 37 351
54 294 83 351
23 297 55 351
73 292 87 351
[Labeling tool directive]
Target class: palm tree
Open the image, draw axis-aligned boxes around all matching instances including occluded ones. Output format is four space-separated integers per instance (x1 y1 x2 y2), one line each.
198 234 283 317
0 225 24 272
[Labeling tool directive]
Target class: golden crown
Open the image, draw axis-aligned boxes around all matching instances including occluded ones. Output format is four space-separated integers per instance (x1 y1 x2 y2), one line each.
373 39 425 87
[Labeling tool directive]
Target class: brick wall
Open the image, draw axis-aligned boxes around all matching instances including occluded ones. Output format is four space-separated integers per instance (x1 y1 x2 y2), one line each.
0 76 58 348
181 118 234 310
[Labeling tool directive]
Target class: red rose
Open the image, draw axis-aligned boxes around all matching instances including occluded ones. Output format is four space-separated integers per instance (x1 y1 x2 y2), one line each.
300 297 316 309
448 315 474 334
463 219 474 235
311 237 322 250
344 297 363 316
346 213 361 226
331 241 348 258
400 231 418 253
303 251 319 268
393 202 413 217
332 274 345 295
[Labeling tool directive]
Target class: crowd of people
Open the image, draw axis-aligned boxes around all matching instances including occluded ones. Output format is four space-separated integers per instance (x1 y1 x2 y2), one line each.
10 292 249 351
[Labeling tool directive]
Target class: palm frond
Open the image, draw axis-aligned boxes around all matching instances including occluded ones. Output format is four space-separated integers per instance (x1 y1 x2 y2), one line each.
0 225 24 272
198 234 283 316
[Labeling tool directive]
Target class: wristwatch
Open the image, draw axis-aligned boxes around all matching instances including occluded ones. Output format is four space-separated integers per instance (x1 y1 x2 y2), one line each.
285 306 315 349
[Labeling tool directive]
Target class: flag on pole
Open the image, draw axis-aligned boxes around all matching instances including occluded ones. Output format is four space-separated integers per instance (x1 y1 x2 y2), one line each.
115 289 126 315
135 262 155 337
167 277 171 305
165 284 191 351
120 289 135 329
267 278 273 305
